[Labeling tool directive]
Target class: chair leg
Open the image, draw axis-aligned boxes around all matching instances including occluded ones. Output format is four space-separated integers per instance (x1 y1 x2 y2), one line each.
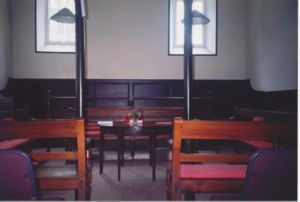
99 134 104 175
184 192 195 200
149 136 153 166
117 135 123 181
77 182 87 201
171 187 181 200
151 135 157 181
122 136 125 166
130 137 135 159
166 162 172 200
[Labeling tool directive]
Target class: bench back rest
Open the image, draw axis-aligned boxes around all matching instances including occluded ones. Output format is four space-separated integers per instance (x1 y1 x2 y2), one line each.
172 118 297 168
86 107 132 121
137 106 184 120
0 119 86 184
0 108 31 121
233 107 297 121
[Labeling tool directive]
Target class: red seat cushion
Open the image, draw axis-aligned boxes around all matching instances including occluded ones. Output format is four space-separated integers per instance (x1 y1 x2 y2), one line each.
242 140 273 149
180 164 247 179
85 126 99 131
85 131 100 136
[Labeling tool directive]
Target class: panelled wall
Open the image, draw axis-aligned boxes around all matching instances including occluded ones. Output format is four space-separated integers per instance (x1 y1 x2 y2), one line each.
2 78 296 119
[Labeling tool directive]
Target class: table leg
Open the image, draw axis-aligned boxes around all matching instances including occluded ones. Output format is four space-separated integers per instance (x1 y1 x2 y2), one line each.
152 133 157 181
99 133 104 175
149 136 152 166
117 134 122 181
121 134 125 166
130 137 135 159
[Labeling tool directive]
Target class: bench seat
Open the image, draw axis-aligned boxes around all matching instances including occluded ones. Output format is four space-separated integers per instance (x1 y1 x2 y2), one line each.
181 164 247 179
241 140 273 149
0 138 31 149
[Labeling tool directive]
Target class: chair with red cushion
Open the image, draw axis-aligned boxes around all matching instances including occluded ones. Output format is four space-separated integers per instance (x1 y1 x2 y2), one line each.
210 149 297 200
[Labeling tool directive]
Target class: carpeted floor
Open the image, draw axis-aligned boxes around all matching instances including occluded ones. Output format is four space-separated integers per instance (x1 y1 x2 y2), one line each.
42 149 214 201
42 150 169 201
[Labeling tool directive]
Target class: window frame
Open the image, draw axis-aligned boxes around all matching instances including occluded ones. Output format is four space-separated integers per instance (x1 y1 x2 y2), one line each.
168 0 218 56
35 0 75 54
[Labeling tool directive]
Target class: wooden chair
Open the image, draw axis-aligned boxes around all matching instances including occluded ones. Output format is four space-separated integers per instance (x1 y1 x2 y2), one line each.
167 118 296 200
135 106 183 164
0 119 89 200
138 106 183 142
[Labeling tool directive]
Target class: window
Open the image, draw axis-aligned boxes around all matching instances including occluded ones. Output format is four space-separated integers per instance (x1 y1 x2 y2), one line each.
36 0 75 53
169 0 217 55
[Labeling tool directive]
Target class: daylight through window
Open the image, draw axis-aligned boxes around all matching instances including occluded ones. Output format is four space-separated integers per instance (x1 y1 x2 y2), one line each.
169 0 217 55
36 0 75 53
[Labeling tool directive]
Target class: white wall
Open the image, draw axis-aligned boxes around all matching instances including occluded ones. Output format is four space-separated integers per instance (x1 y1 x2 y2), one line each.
246 0 297 91
0 0 11 90
11 0 75 79
11 0 246 80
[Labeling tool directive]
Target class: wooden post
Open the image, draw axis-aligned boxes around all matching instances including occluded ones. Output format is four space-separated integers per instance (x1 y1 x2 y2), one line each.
183 0 193 121
75 0 85 118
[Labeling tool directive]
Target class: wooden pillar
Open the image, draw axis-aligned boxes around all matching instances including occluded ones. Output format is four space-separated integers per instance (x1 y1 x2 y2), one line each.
183 0 193 120
75 0 85 118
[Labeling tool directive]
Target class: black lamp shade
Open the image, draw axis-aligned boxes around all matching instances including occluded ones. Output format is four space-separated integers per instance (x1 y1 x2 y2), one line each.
50 8 75 24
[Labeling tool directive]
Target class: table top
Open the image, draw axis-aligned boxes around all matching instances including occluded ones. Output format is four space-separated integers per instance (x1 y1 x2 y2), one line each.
97 120 173 136
98 120 173 128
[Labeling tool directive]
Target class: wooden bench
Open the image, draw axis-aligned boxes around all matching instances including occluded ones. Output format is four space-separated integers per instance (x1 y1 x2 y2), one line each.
0 109 32 150
167 118 296 200
0 108 31 120
233 107 297 149
138 106 184 121
233 107 297 121
0 119 89 200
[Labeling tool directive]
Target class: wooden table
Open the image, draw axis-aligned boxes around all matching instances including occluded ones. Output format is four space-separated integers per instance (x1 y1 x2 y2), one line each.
98 120 172 181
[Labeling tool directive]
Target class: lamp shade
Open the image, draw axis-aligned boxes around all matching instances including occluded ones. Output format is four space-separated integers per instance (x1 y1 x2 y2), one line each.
181 10 210 25
50 8 75 24
191 10 210 25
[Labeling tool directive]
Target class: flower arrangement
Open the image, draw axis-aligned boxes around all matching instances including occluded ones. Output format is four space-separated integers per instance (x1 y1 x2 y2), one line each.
123 109 143 123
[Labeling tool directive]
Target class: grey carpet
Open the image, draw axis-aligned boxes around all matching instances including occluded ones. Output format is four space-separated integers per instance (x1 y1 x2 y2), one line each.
42 150 168 201
41 150 214 201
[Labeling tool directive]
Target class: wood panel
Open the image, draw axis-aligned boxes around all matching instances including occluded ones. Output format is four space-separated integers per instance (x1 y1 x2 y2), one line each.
2 78 297 119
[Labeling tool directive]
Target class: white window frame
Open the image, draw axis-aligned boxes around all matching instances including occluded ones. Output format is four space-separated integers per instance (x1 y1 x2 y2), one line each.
36 0 75 53
169 0 217 55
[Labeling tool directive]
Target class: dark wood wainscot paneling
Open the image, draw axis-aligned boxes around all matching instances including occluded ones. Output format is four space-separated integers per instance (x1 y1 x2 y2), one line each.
3 78 297 119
